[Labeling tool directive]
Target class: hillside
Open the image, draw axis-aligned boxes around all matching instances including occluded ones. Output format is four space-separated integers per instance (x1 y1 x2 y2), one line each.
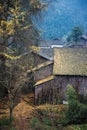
34 0 87 40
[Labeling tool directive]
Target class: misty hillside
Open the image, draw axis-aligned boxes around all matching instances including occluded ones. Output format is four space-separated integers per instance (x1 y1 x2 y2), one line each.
33 0 87 40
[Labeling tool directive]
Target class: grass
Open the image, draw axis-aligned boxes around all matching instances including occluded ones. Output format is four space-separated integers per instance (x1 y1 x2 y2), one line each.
30 104 66 130
64 124 87 130
31 119 87 130
73 124 87 130
30 117 87 130
30 104 87 130
30 117 58 130
0 117 11 126
0 117 16 130
0 102 87 130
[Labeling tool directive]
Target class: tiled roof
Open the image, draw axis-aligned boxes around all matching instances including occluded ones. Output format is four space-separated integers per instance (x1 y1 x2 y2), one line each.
81 35 87 40
39 48 53 60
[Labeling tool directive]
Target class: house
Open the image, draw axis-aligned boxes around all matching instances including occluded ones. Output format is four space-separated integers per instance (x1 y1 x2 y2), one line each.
66 34 87 48
0 50 53 98
27 58 54 104
27 61 53 82
17 50 52 72
80 35 87 48
34 48 87 105
5 47 85 105
39 39 65 48
38 39 65 60
80 34 87 41
22 50 54 97
51 45 63 48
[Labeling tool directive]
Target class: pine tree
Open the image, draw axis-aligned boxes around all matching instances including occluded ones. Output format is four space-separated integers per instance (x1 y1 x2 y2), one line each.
67 26 83 44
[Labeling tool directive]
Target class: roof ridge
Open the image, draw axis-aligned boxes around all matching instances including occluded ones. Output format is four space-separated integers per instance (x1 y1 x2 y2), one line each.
27 60 53 73
35 75 55 86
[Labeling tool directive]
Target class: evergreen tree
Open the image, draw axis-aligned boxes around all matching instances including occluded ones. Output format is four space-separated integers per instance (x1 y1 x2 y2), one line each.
67 26 83 44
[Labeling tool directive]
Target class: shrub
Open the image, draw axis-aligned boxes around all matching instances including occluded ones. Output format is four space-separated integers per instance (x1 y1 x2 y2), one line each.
30 117 57 130
0 117 17 130
31 118 40 127
43 118 53 126
78 104 87 121
66 84 87 124
78 94 87 104
0 118 11 126
9 127 17 130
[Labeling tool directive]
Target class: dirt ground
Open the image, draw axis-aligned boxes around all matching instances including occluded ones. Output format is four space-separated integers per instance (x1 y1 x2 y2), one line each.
0 94 36 130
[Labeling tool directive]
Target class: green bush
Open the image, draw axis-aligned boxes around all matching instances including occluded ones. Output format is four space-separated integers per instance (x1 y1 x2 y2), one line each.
30 117 57 130
79 104 87 121
0 117 17 130
78 94 87 104
0 118 11 126
43 118 53 126
31 118 40 127
66 84 87 124
73 124 87 130
9 127 17 130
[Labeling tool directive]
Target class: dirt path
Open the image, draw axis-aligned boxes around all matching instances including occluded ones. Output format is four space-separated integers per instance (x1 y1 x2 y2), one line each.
13 99 35 130
14 100 34 118
0 97 36 130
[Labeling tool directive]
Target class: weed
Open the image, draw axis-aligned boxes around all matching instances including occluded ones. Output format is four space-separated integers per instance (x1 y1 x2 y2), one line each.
9 127 17 130
0 117 11 126
43 118 53 126
0 117 17 130
31 117 40 127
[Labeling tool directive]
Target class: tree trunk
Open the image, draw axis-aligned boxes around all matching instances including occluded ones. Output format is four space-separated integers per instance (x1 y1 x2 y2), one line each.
9 98 14 122
10 107 13 122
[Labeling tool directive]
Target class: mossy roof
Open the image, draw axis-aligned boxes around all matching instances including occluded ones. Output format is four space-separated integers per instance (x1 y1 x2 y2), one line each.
35 75 55 86
53 48 87 76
